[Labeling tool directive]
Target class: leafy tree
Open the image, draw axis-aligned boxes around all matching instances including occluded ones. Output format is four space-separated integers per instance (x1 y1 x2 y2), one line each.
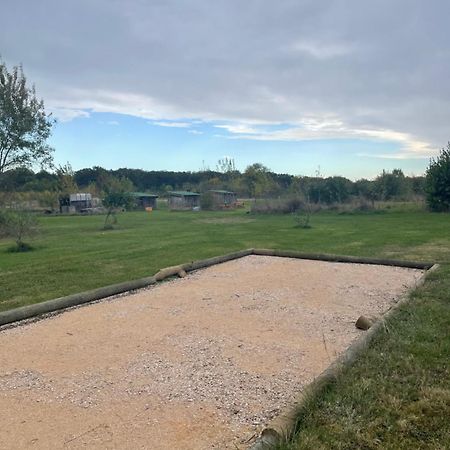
425 143 450 212
0 167 35 191
102 176 134 229
321 176 352 204
0 60 54 174
354 178 377 206
74 166 108 189
228 175 246 197
26 170 57 192
0 209 38 251
244 163 276 198
374 169 409 200
306 178 324 204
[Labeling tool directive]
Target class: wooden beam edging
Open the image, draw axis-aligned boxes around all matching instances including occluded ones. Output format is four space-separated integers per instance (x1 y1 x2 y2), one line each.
248 262 441 450
0 276 157 328
0 248 254 328
0 247 433 329
183 248 254 273
252 248 434 270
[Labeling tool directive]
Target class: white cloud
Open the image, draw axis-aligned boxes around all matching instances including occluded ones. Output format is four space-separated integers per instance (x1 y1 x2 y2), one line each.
3 0 448 161
188 129 203 134
214 124 260 134
49 107 90 122
216 117 438 159
355 129 435 157
152 121 192 128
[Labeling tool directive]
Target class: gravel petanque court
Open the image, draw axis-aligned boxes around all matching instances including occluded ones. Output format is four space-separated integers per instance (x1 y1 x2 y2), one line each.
0 255 423 449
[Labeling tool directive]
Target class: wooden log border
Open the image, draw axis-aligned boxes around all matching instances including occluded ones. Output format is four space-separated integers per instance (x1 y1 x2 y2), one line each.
252 248 434 270
0 248 253 328
0 247 438 447
0 247 433 329
248 261 440 450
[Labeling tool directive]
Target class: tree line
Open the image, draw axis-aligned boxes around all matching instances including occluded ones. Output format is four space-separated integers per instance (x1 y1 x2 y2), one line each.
0 163 427 205
1 58 449 212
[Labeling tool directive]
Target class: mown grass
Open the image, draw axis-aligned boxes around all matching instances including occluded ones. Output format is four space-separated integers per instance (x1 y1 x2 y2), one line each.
0 207 449 449
0 208 448 312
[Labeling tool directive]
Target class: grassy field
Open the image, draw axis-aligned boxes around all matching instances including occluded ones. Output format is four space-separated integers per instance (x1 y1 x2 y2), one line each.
0 208 448 311
0 207 449 448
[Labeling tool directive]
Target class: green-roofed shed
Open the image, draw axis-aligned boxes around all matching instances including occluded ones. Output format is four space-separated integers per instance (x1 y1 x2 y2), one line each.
129 192 159 210
168 191 201 210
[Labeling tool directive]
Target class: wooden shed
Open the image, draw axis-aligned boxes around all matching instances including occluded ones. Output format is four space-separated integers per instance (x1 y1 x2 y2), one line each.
168 191 201 210
209 190 237 208
130 192 158 210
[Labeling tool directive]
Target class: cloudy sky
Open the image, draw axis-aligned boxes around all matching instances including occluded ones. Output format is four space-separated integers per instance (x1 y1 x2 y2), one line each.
2 0 449 178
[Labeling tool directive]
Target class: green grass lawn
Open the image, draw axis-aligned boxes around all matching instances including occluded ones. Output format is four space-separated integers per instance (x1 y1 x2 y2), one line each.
0 207 449 448
0 208 448 311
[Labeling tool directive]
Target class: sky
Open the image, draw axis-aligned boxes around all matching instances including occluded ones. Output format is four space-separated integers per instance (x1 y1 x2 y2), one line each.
2 0 449 179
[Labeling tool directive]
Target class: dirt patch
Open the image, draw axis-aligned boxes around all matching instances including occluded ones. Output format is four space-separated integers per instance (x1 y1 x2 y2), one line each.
0 256 423 449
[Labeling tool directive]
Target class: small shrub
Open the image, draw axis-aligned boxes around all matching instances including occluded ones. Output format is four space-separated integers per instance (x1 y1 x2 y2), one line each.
0 209 38 251
293 209 312 229
200 192 216 210
101 176 134 229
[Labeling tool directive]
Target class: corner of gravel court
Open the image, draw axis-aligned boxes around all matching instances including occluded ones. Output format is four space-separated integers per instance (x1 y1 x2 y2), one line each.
267 262 450 450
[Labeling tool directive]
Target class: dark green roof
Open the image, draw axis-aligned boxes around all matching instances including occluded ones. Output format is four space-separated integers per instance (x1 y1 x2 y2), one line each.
130 192 158 198
169 191 200 196
209 190 236 194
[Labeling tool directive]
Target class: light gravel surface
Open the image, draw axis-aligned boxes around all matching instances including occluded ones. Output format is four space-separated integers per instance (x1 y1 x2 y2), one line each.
0 256 423 449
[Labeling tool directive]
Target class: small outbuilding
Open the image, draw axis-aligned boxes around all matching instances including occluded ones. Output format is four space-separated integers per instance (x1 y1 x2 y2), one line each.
70 193 92 210
209 190 238 208
168 191 201 210
60 193 93 213
59 192 101 214
130 192 158 210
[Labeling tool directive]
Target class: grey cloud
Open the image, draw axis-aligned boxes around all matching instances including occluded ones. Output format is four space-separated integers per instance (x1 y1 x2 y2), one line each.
1 0 449 153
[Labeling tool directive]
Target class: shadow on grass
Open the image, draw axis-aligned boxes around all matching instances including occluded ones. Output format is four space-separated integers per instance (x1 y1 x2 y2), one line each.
6 242 35 253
